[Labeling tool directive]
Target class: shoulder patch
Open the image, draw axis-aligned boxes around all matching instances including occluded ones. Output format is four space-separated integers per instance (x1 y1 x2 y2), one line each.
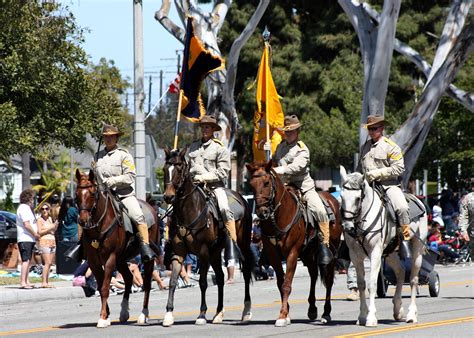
383 137 397 147
212 138 224 146
297 141 305 148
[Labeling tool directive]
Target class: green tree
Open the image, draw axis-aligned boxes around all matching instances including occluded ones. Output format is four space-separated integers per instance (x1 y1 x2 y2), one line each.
0 1 131 159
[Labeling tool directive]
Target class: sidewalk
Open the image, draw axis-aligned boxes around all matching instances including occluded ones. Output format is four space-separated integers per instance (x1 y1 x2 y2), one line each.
0 261 311 305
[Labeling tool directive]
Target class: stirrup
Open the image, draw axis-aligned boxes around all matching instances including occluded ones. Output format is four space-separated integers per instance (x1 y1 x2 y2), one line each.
139 241 157 262
399 240 411 259
318 242 333 265
64 242 83 262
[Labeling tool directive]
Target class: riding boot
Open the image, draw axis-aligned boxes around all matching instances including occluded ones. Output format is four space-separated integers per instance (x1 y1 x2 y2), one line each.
64 241 83 262
225 219 244 261
137 222 157 263
318 221 333 265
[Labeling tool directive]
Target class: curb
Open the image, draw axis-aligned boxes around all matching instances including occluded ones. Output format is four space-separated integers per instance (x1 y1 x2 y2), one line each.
0 285 86 305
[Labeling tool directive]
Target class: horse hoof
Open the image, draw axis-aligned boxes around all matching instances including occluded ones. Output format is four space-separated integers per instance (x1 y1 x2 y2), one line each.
195 317 207 325
321 315 331 324
366 318 378 327
275 318 287 327
162 312 174 327
241 312 252 322
212 310 224 324
119 312 129 323
406 313 418 323
286 316 291 325
97 318 111 328
307 310 318 321
137 313 148 324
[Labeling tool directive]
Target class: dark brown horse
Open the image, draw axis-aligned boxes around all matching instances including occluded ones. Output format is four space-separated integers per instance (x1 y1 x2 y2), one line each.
75 169 160 328
245 161 342 326
161 148 254 326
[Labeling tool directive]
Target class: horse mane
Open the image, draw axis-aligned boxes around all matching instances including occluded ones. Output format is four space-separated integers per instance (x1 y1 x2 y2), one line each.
344 172 365 190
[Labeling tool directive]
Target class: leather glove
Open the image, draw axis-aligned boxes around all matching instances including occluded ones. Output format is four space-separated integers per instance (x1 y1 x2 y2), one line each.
366 168 385 183
263 141 272 151
103 177 116 188
273 166 285 175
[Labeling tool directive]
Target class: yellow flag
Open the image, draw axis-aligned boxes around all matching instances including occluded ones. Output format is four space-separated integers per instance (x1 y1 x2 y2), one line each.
252 43 284 162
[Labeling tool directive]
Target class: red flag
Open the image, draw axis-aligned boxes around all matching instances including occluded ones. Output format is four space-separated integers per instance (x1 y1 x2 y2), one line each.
168 73 181 94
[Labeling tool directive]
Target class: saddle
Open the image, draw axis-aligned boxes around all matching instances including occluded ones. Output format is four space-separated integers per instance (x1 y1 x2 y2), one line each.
203 187 246 228
109 192 155 234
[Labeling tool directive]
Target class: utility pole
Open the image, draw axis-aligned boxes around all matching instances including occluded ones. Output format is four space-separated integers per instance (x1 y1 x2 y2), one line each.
159 70 163 113
133 0 146 199
148 74 152 114
176 49 181 73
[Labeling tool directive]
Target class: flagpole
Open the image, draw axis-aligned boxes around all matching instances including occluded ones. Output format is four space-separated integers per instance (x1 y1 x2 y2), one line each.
263 27 271 161
173 89 184 150
145 87 170 121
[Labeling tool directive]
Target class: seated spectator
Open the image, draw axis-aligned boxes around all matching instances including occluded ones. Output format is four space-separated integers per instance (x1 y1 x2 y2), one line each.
72 261 97 297
428 222 459 260
37 202 58 288
152 258 169 290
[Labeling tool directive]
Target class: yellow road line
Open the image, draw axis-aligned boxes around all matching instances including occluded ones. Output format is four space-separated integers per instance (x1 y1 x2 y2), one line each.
1 280 472 336
334 316 474 338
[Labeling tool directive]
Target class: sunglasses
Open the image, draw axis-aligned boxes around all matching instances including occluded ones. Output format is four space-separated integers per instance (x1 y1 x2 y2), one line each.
368 126 382 131
41 207 50 211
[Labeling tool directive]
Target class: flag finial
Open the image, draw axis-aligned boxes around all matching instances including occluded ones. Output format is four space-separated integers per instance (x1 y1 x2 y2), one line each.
263 26 271 42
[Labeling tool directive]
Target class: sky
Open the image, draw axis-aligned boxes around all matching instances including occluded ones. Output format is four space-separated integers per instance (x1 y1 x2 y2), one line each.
58 0 186 113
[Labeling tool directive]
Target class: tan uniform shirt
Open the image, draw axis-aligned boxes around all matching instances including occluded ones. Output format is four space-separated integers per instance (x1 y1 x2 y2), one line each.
274 140 315 192
95 146 136 198
359 136 405 186
459 192 474 235
188 138 230 187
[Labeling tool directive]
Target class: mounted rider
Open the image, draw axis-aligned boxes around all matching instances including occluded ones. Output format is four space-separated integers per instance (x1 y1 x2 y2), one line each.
187 115 239 250
272 115 333 265
66 124 156 263
357 114 411 256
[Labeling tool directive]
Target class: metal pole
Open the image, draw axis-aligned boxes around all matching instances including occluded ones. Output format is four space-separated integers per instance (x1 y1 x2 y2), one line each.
148 75 152 114
263 27 271 162
173 90 184 150
159 70 163 112
133 0 146 200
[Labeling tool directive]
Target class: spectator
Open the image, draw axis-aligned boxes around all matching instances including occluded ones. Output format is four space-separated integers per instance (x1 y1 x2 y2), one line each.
58 196 79 242
37 202 58 288
346 262 359 301
440 189 458 234
431 200 444 227
428 222 459 260
72 261 97 297
16 188 40 289
152 258 169 290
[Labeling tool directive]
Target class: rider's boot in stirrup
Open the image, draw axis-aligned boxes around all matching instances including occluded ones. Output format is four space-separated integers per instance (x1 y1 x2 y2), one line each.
318 221 333 265
225 219 244 261
137 223 157 262
398 224 411 259
64 241 83 262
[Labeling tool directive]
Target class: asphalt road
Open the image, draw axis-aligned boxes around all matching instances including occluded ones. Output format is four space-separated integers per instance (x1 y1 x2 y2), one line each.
1 263 473 337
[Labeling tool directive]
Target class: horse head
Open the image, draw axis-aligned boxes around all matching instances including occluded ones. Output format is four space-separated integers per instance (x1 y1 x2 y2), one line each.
339 165 366 230
75 168 97 227
163 147 188 204
245 160 275 220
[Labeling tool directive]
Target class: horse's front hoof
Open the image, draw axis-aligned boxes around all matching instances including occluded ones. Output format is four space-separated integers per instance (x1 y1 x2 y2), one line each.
137 313 148 324
366 318 378 327
394 308 405 321
162 312 174 327
119 312 129 323
97 318 111 328
321 315 331 324
406 312 418 323
275 318 287 327
241 311 252 322
307 309 318 321
212 310 225 324
195 317 207 325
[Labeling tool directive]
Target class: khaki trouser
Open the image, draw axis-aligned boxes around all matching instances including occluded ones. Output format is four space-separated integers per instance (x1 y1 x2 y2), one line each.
214 187 234 222
385 185 410 225
303 188 329 223
121 195 146 224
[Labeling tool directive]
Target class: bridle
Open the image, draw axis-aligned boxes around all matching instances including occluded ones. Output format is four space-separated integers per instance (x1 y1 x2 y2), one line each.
252 171 284 222
76 181 110 230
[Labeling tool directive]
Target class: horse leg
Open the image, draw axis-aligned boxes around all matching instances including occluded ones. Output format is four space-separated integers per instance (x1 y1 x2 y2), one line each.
163 254 184 327
350 251 368 326
210 250 225 324
116 262 133 323
96 254 116 328
366 246 383 327
386 253 405 321
87 257 107 327
275 247 299 327
240 244 253 322
137 260 154 324
264 243 287 325
406 239 423 323
321 259 336 323
305 255 318 321
195 254 210 325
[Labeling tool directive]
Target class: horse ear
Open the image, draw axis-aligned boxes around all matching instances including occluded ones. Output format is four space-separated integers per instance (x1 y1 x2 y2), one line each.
164 147 170 158
75 168 82 182
179 145 188 158
88 169 95 182
245 163 254 173
265 160 273 172
339 165 348 183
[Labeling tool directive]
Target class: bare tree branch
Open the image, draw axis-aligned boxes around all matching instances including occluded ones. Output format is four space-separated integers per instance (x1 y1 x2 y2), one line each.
362 1 474 112
155 0 185 43
393 19 474 187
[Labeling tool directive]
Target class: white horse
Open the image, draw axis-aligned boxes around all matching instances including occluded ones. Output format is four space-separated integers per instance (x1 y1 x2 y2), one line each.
339 166 428 327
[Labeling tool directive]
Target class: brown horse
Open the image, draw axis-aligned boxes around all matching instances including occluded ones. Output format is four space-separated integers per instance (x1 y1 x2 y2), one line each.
245 161 342 326
161 148 254 326
75 169 160 328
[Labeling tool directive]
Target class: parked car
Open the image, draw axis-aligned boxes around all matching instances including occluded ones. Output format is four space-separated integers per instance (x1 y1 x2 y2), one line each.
0 211 17 240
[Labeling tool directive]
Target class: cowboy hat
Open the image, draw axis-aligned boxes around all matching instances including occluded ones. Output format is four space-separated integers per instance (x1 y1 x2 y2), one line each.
280 115 302 132
363 114 388 128
101 123 122 136
199 115 221 131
